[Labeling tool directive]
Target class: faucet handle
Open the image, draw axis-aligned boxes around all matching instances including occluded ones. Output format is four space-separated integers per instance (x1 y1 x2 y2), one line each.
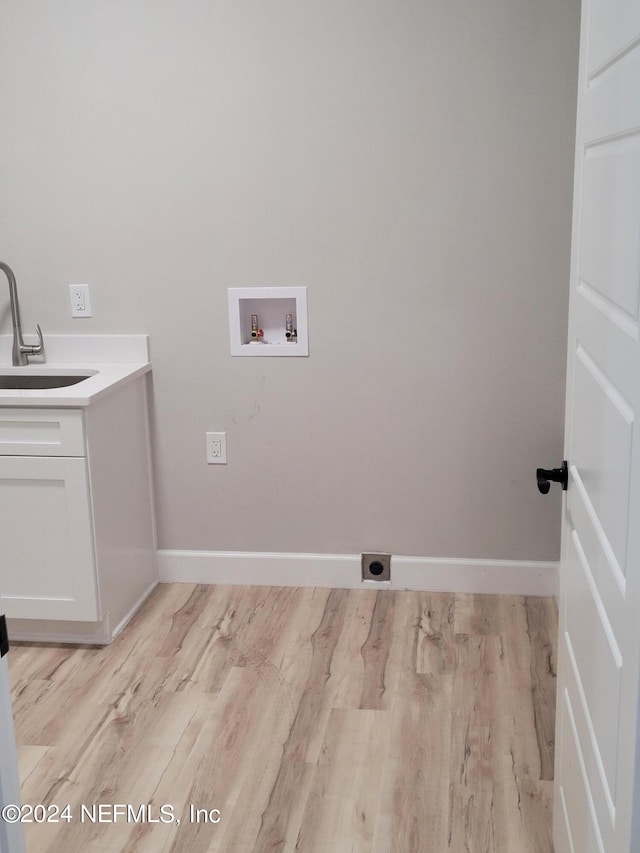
34 323 44 355
21 323 45 358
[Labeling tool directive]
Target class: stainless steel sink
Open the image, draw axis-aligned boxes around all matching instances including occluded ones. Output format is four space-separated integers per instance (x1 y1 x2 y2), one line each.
0 373 93 389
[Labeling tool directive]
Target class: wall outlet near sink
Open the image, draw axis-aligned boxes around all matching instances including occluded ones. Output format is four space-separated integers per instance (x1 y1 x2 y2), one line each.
69 284 92 317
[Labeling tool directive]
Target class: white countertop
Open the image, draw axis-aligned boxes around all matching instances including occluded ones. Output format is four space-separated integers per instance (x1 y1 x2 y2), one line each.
0 334 151 407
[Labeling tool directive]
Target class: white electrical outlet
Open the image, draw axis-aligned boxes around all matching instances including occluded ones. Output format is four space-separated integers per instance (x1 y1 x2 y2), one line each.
206 432 227 464
69 284 92 317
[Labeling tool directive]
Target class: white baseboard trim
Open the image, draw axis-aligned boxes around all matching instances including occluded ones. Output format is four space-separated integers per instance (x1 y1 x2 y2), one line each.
7 615 113 645
109 579 159 640
157 550 558 597
7 581 159 646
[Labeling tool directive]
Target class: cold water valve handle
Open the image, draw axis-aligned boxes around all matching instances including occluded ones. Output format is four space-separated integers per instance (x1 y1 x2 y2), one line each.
536 461 568 494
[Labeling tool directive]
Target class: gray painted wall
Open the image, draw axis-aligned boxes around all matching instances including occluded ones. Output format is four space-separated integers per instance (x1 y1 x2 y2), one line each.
0 0 579 561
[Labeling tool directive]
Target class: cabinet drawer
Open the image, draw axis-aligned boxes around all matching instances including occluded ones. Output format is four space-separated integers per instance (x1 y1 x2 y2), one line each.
0 409 85 456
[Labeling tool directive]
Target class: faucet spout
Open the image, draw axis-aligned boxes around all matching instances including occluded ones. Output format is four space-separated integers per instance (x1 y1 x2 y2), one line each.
0 261 45 366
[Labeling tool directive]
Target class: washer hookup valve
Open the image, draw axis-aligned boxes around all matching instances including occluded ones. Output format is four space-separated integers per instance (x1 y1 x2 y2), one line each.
285 313 297 341
250 314 264 342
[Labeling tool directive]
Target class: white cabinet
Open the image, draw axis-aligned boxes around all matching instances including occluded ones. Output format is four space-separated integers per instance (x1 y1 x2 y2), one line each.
0 454 97 621
0 377 157 643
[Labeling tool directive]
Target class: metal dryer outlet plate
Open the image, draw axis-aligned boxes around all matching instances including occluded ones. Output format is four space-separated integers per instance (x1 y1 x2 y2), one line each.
361 553 391 582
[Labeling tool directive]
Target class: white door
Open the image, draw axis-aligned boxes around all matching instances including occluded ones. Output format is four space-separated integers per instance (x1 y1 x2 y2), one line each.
0 611 25 853
553 0 640 851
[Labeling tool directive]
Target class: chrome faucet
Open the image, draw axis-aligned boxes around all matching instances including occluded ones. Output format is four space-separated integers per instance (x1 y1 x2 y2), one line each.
0 261 44 366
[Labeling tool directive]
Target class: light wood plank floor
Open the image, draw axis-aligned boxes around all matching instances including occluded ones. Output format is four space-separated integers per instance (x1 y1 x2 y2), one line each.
8 584 557 852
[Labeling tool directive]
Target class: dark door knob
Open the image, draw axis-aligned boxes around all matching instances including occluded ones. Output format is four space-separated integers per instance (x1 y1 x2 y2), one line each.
537 461 568 494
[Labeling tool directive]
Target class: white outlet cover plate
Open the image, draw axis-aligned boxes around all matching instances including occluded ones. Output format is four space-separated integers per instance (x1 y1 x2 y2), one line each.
206 432 227 464
69 284 92 317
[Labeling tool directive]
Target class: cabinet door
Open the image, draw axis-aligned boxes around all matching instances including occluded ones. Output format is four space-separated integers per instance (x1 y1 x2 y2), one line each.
0 456 99 621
